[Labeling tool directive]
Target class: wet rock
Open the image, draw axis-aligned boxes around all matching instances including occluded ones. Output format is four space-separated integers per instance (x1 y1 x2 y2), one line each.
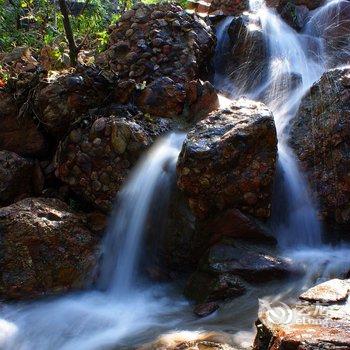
202 240 294 283
266 0 324 11
32 67 113 137
201 209 277 243
185 239 294 303
177 99 277 221
0 151 43 205
214 14 267 96
254 279 350 350
305 0 350 66
0 91 46 157
194 302 220 317
185 270 247 303
0 198 99 300
139 331 237 350
299 278 350 304
290 67 350 234
55 105 171 212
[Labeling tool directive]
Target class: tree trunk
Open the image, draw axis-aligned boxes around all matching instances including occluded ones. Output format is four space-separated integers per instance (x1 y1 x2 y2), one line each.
58 0 78 66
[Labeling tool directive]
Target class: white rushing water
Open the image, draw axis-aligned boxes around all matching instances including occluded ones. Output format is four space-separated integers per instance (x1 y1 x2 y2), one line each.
1 1 350 349
99 132 186 296
0 133 190 350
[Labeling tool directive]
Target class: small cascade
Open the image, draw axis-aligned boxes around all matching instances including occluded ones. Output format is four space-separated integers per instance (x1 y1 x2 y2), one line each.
99 132 185 296
214 0 327 248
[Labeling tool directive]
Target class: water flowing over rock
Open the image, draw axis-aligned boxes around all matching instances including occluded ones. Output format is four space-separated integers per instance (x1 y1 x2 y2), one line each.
0 198 99 300
290 67 350 234
0 151 43 206
254 279 350 350
177 99 277 221
215 14 267 92
304 0 350 66
55 105 171 212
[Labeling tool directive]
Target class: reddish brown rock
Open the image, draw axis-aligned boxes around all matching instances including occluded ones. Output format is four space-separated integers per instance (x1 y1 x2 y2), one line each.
177 99 277 221
99 3 215 84
194 302 220 317
299 279 350 304
32 67 113 137
0 198 99 300
55 105 171 212
97 3 218 120
202 209 277 243
254 279 350 350
0 151 43 205
290 67 350 233
185 239 295 303
0 92 46 157
185 270 247 303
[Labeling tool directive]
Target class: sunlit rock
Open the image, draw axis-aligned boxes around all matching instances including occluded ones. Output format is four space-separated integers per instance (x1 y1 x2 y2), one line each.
0 198 99 300
177 99 277 220
300 278 350 303
254 279 350 350
290 67 350 236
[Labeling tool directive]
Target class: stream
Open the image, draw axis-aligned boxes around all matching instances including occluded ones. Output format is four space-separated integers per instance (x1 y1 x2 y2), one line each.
0 0 350 349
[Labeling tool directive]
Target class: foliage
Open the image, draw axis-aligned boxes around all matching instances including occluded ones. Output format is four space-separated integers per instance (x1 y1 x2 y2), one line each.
0 0 188 66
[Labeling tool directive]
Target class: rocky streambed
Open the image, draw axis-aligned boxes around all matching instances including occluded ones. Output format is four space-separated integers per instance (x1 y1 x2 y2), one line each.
0 0 350 349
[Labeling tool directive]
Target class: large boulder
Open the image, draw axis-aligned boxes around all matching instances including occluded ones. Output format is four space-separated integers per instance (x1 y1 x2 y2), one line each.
177 99 277 221
55 105 171 212
0 91 46 157
254 279 350 350
97 3 219 120
185 239 294 303
0 151 43 206
290 67 350 234
98 3 215 84
32 67 113 138
0 198 99 300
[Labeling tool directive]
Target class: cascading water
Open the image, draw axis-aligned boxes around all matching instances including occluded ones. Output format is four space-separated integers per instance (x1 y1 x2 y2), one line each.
1 1 350 349
249 0 325 248
99 132 185 296
0 133 189 350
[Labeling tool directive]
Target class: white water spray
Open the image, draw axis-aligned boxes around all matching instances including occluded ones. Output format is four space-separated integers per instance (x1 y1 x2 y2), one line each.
99 132 185 296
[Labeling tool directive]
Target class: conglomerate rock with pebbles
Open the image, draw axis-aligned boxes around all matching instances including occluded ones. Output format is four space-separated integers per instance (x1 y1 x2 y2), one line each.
55 104 172 212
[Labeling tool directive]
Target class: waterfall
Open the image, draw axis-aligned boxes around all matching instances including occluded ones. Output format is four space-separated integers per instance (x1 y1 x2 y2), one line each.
215 0 328 247
99 132 185 296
